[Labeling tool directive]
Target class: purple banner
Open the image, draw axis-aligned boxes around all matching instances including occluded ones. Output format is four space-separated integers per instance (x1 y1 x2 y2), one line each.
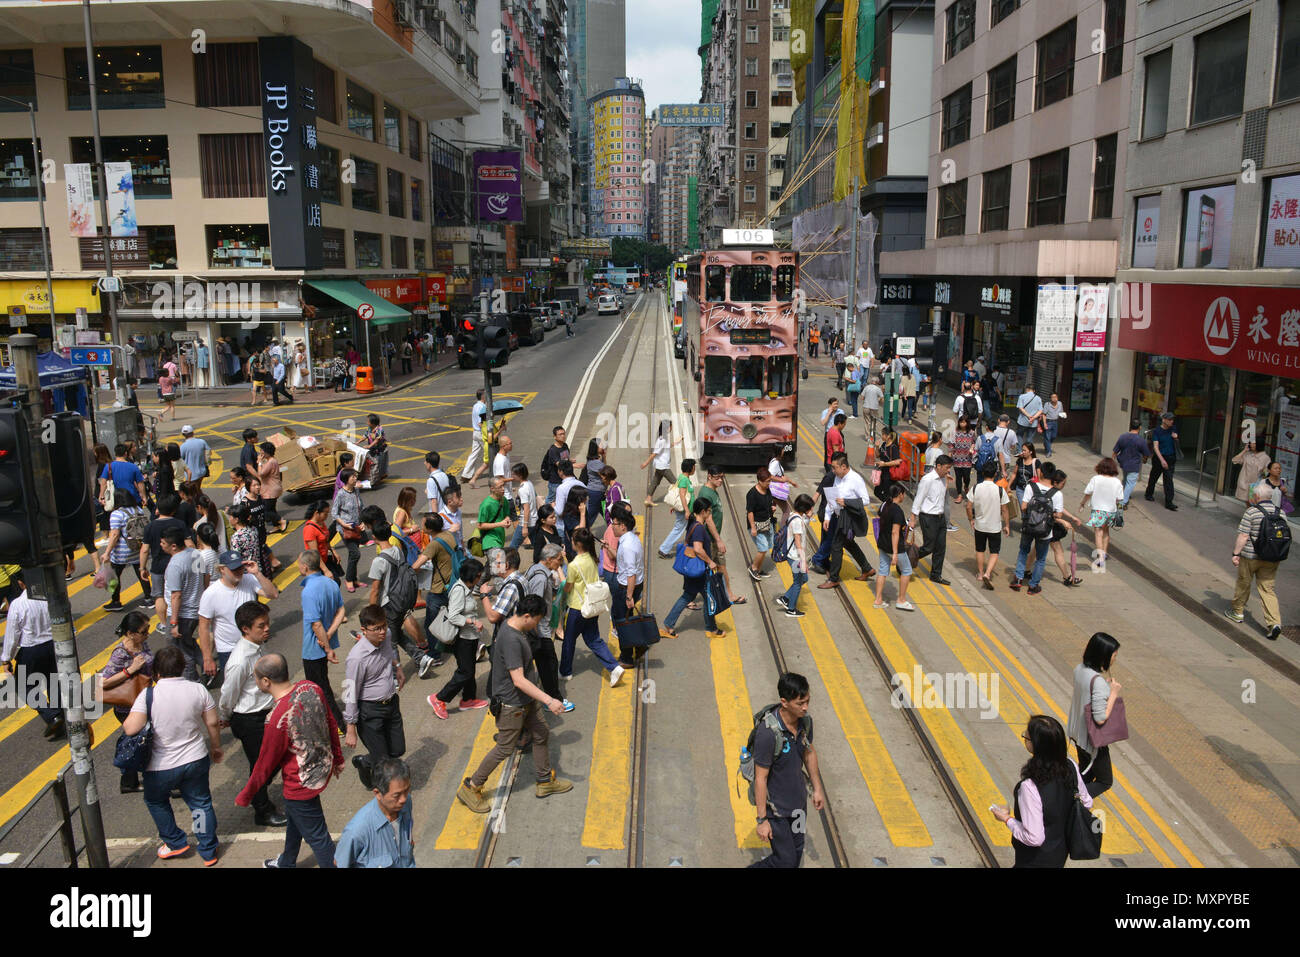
474 150 523 223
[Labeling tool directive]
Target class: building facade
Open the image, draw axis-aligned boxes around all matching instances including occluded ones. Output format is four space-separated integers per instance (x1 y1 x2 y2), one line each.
567 0 626 234
587 77 646 240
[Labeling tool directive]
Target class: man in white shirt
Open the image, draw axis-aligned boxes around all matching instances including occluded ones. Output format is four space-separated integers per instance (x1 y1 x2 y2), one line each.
1011 471 1067 594
1016 387 1044 445
973 355 987 379
492 434 514 500
811 452 873 587
439 486 464 550
1 573 63 739
964 462 1010 589
197 550 279 686
954 381 983 423
909 455 953 585
612 511 645 668
992 414 1020 466
459 389 488 485
820 397 841 432
424 450 452 516
553 460 586 543
218 600 286 827
857 343 874 369
271 355 294 406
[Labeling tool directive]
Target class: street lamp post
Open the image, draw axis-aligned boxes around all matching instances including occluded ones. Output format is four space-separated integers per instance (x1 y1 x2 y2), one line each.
0 96 56 347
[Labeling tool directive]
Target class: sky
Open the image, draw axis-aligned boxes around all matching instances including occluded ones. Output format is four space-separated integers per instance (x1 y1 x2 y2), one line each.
625 0 704 112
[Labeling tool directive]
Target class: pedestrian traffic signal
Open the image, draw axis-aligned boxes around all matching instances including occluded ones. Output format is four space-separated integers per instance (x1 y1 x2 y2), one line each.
458 316 480 368
0 407 41 566
912 334 947 377
48 413 95 551
479 319 510 369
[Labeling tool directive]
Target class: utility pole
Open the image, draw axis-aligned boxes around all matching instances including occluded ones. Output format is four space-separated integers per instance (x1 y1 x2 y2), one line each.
10 333 110 869
479 291 494 453
846 174 859 350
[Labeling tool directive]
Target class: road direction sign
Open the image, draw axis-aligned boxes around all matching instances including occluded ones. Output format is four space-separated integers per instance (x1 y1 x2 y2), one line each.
357 303 375 321
69 347 113 366
896 337 916 356
96 276 121 293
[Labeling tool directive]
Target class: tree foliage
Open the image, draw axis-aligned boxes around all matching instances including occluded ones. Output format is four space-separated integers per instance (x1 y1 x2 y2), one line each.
611 237 674 272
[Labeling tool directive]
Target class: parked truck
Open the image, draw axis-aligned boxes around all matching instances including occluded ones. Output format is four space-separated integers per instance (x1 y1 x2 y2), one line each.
554 283 587 315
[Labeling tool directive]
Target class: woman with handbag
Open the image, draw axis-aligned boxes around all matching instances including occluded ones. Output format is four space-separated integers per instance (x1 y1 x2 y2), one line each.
331 469 364 591
101 611 154 793
659 499 723 640
990 714 1094 868
1068 632 1123 798
949 417 977 504
302 500 345 582
873 429 903 503
427 558 491 720
560 528 624 686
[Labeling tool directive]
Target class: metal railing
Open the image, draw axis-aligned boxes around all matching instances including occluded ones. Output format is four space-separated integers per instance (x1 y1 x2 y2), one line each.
1195 446 1221 507
0 763 83 868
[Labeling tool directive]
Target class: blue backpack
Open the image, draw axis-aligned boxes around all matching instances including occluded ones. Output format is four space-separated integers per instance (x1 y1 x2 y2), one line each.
428 536 463 595
974 434 999 472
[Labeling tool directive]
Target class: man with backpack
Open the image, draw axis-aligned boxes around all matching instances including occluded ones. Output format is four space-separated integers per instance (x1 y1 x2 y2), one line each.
1227 483 1289 640
955 381 983 426
483 547 527 662
523 545 573 710
744 672 825 868
539 426 571 505
1010 469 1066 595
424 451 455 517
365 513 437 679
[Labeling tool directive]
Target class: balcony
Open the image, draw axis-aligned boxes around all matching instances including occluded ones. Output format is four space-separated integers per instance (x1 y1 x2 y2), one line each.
775 73 793 90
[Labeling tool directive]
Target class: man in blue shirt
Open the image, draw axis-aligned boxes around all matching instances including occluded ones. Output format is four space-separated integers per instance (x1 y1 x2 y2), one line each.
1144 412 1180 510
298 550 345 725
179 425 212 489
1112 419 1149 511
98 443 146 505
335 757 416 867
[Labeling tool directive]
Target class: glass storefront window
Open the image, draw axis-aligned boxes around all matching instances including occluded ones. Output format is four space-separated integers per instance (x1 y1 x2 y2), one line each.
206 224 269 268
1136 354 1171 429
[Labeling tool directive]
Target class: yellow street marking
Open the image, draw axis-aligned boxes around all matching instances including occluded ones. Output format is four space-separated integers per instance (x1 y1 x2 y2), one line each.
702 613 767 849
580 623 635 849
772 562 931 846
0 712 121 827
434 712 507 850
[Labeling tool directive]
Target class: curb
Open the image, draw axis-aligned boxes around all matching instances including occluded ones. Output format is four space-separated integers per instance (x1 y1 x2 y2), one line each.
156 359 459 410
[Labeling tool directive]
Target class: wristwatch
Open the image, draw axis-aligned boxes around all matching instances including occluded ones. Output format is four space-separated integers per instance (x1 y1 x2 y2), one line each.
756 816 767 823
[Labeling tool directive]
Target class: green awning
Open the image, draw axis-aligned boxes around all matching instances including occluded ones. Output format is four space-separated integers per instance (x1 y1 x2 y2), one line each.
305 280 412 327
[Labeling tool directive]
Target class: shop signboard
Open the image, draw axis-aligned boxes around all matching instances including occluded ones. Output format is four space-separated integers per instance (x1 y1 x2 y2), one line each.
1261 173 1300 269
1033 283 1077 351
1118 282 1300 377
105 161 138 237
1 279 101 314
1132 195 1160 268
1075 283 1109 351
258 36 321 270
426 276 447 303
473 150 523 223
363 279 422 304
79 235 151 269
658 103 725 126
64 163 96 237
1276 404 1300 495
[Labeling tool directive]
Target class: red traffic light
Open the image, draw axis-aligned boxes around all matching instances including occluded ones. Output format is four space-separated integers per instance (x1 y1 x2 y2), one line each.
462 319 475 332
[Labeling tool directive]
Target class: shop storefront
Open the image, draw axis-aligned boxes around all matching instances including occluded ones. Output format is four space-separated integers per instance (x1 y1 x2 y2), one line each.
1117 281 1300 502
0 279 105 351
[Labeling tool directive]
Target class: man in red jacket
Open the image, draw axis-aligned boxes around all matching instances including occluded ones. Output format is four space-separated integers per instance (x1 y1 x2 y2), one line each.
236 653 344 868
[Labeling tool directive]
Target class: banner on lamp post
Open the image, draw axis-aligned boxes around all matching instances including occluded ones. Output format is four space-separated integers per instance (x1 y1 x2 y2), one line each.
473 150 523 223
64 163 96 237
105 161 138 237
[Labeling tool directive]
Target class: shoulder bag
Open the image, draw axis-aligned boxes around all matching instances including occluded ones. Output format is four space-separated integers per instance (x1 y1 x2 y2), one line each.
1086 675 1129 748
1064 777 1103 860
99 670 151 711
673 542 709 578
113 686 154 773
614 613 661 649
663 483 687 511
579 559 612 618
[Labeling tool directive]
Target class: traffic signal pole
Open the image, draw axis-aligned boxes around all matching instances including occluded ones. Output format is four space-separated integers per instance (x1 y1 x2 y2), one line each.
9 333 110 868
480 291 495 456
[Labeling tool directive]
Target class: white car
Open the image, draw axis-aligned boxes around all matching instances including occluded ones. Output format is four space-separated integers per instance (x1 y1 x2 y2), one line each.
596 294 619 315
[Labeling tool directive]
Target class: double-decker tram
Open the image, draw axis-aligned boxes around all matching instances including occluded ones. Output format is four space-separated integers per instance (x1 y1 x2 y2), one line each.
682 229 799 465
668 258 687 338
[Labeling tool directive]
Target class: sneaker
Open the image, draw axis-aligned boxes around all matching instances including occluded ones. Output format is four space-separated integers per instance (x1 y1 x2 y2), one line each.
1223 609 1245 623
609 664 625 687
417 655 436 679
460 698 490 710
476 644 489 662
1009 579 1023 591
536 773 574 799
1027 584 1043 595
705 629 726 639
262 858 282 868
561 699 576 713
895 601 916 612
427 695 449 720
157 844 190 860
946 523 959 532
101 601 124 611
457 777 491 814
774 595 789 610
203 855 220 867
1266 625 1282 641
154 623 169 635
352 755 373 791
558 673 574 682
784 608 806 618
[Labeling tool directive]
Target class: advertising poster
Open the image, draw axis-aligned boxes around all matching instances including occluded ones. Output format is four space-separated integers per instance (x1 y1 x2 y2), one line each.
1277 402 1300 495
1132 195 1160 267
1070 356 1096 411
1261 173 1300 268
473 150 523 222
1075 283 1109 351
1033 283 1077 351
64 162 96 237
105 161 137 237
1181 183 1235 268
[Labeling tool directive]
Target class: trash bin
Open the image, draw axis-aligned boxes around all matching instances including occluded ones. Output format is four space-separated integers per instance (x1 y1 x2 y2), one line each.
355 366 375 393
898 430 928 481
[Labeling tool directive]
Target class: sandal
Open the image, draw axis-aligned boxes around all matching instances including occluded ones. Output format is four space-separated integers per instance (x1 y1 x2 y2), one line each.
659 627 678 639
1064 576 1084 586
731 596 748 605
687 601 701 610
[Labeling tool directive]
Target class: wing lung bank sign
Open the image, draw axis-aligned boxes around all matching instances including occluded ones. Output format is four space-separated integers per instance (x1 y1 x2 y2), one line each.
1118 283 1300 376
474 150 523 223
258 36 321 270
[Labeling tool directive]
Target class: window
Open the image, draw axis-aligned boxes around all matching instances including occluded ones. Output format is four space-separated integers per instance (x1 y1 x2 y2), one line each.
1036 20 1075 109
731 265 772 300
746 0 759 9
1092 134 1117 219
1280 0 1300 102
1028 148 1069 226
206 224 270 268
735 356 764 396
65 45 164 109
744 185 757 202
466 50 478 79
408 117 421 160
383 104 402 151
315 61 337 124
776 265 796 301
771 91 793 106
987 57 1016 129
321 227 346 268
144 225 177 268
444 29 463 56
1102 0 1125 82
70 135 172 198
0 50 36 110
744 122 757 139
773 26 789 42
981 166 1012 232
319 145 341 204
772 59 791 74
198 133 265 198
704 357 732 396
941 84 972 149
0 139 42 201
390 235 408 269
746 57 759 76
991 0 1019 27
1142 49 1171 138
938 180 968 237
351 156 379 211
0 228 49 270
347 81 376 140
1191 16 1250 125
387 168 404 217
945 0 975 61
746 89 758 108
746 24 759 43
414 237 427 270
705 264 726 301
771 186 783 201
768 356 794 395
745 153 758 171
354 231 383 267
194 43 258 107
411 178 424 221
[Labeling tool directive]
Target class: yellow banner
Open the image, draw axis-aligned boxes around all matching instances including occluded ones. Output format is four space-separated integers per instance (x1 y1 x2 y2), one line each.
0 279 101 314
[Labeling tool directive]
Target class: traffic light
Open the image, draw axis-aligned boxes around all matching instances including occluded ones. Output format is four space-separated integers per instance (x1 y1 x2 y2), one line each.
48 413 95 551
912 334 947 377
0 407 41 566
458 316 480 367
479 317 510 369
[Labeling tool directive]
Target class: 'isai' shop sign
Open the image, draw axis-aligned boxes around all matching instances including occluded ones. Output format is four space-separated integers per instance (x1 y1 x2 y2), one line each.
258 36 321 270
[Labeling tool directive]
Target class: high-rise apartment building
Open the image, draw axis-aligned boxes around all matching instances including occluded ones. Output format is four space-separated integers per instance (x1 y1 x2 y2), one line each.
568 0 626 233
587 78 646 240
650 119 702 253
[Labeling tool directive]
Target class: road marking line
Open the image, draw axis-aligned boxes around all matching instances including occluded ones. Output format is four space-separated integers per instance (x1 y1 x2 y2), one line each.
434 711 506 850
580 622 636 850
703 614 767 849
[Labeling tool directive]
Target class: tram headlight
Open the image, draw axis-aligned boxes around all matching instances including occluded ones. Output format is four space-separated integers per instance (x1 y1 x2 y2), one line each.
741 424 758 440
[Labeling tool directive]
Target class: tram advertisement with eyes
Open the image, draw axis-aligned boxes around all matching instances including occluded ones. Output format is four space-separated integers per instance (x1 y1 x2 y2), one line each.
682 245 800 465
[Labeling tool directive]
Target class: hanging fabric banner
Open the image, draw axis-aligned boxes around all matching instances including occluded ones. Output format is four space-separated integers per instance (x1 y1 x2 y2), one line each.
64 162 96 237
105 161 138 237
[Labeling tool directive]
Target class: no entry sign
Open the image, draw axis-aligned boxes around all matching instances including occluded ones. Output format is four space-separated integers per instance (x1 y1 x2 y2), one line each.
357 303 374 321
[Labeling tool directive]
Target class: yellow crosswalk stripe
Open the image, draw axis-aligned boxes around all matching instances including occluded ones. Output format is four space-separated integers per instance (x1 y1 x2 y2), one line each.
771 563 931 846
580 623 635 849
704 614 767 849
434 712 507 850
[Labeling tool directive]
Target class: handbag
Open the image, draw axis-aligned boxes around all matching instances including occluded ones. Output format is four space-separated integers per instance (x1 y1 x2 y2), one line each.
1064 786 1104 861
663 483 687 511
581 578 613 619
869 468 882 487
99 671 151 710
429 604 460 645
704 569 731 616
673 542 709 578
1086 675 1129 748
770 480 790 501
904 529 920 569
112 686 154 773
614 613 661 648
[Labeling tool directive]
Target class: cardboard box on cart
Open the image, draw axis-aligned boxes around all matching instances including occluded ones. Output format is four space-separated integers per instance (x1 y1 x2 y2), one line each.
267 431 315 489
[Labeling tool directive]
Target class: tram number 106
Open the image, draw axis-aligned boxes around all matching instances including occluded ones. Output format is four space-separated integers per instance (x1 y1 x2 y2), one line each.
722 228 774 246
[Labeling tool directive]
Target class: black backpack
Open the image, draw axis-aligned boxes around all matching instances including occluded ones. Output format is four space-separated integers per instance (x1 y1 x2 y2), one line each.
1252 503 1291 562
962 394 980 421
1023 485 1055 539
379 553 419 618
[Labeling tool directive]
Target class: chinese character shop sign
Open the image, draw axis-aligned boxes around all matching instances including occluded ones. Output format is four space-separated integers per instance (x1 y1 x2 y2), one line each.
1118 283 1300 375
658 103 725 127
258 36 321 270
1263 173 1300 269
